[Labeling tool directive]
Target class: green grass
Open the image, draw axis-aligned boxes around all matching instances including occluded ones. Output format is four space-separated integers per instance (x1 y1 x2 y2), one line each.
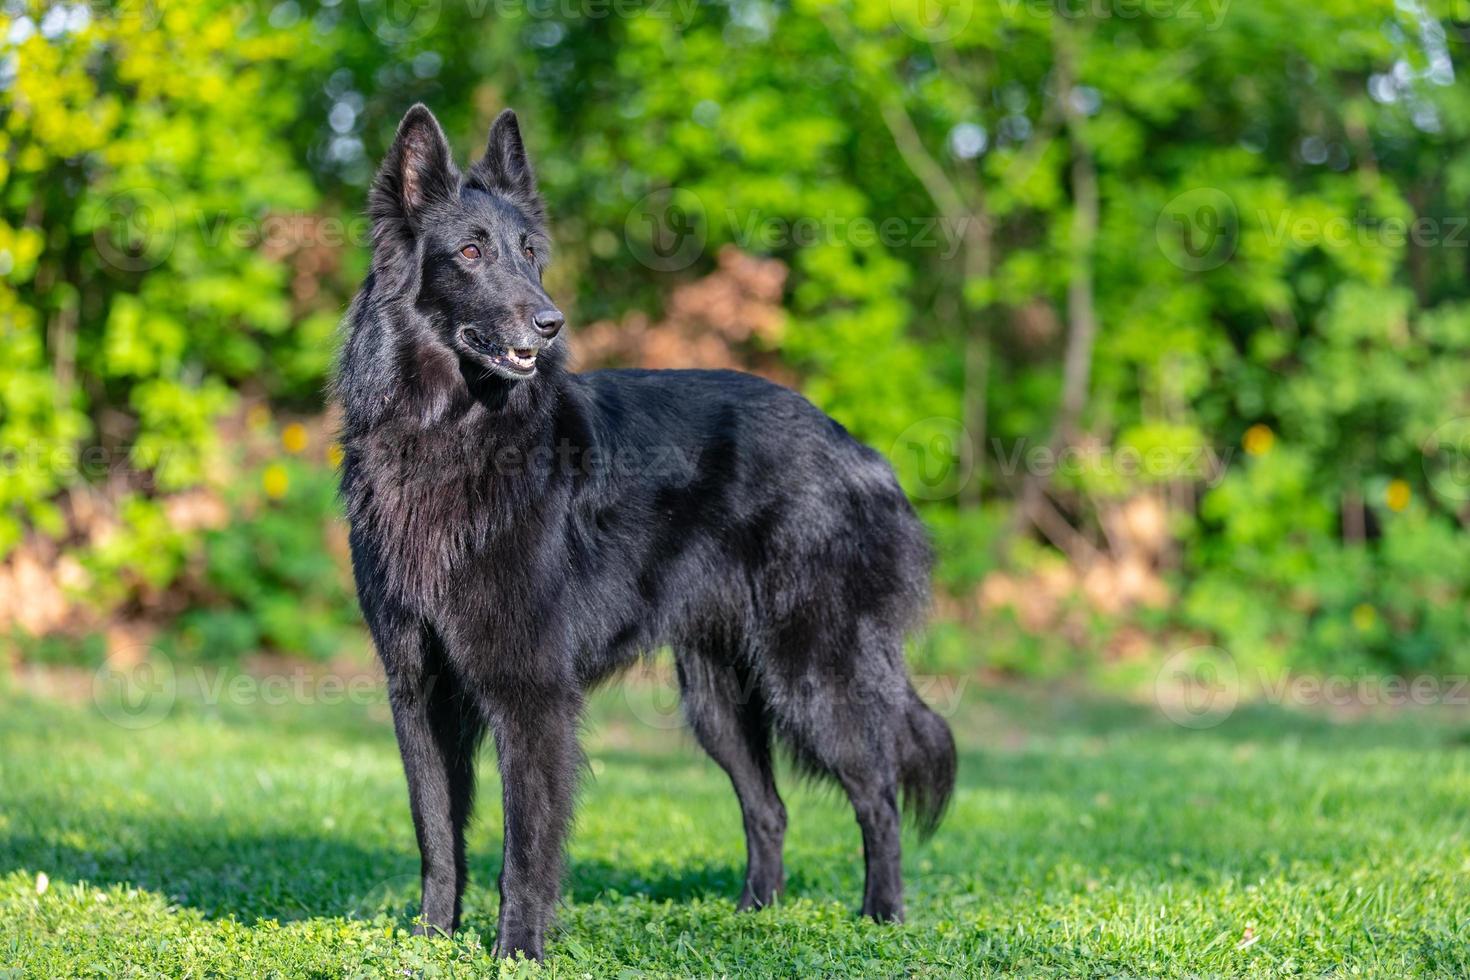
2 669 1470 977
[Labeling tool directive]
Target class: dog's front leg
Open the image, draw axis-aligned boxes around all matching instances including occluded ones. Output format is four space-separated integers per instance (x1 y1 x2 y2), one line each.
352 535 486 936
487 681 583 961
383 639 484 937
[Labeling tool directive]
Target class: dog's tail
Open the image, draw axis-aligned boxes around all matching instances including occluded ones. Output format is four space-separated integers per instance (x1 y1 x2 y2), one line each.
897 682 957 839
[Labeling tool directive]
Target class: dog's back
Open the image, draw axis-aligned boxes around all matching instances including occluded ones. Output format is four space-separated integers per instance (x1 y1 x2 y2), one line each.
563 367 929 663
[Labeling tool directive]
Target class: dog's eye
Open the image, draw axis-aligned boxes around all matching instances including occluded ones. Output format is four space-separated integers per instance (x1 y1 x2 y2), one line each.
460 244 481 260
523 245 535 260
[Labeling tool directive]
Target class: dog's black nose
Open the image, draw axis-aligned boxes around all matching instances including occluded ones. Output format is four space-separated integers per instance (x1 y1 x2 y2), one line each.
533 309 565 339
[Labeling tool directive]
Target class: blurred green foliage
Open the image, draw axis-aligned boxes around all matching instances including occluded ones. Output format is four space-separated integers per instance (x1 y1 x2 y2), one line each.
2 0 1470 674
179 454 361 662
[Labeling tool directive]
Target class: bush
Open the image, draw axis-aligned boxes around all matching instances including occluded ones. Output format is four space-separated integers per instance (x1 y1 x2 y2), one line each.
5 0 1470 676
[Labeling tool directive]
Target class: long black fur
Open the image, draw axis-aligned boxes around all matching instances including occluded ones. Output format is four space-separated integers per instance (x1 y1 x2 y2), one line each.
336 104 957 961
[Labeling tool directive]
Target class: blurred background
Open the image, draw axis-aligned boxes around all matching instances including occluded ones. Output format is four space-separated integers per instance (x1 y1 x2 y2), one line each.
2 0 1469 695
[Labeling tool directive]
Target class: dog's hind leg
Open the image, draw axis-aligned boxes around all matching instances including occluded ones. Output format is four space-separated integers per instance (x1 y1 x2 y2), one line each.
834 745 904 922
675 648 787 909
767 622 908 923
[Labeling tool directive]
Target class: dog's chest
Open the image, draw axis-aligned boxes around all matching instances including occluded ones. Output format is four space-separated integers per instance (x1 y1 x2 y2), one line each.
348 420 520 606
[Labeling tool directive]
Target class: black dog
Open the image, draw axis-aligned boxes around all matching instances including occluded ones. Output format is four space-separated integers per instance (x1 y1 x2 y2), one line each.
336 104 956 960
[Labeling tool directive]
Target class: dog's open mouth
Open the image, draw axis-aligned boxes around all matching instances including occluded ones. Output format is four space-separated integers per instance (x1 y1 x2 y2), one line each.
460 328 538 377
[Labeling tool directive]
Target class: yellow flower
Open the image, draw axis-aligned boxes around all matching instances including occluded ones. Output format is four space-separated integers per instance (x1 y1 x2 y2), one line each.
327 442 345 468
1243 424 1274 457
1351 603 1377 632
246 404 271 431
262 464 289 500
1385 479 1410 512
282 422 309 455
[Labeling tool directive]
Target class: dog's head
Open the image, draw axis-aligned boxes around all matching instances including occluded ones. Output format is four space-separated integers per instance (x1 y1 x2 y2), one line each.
370 104 563 383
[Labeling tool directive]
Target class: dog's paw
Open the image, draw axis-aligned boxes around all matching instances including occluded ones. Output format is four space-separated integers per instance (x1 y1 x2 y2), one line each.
493 931 545 962
861 898 905 924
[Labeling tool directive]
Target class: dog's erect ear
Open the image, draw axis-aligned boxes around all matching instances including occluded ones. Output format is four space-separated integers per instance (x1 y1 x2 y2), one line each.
371 104 456 236
469 109 539 204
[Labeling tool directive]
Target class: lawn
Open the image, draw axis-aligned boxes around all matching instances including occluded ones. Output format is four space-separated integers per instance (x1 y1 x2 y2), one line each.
2 667 1469 977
